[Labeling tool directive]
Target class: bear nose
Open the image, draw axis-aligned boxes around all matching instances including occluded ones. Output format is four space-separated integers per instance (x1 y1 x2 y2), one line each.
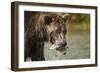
62 42 67 47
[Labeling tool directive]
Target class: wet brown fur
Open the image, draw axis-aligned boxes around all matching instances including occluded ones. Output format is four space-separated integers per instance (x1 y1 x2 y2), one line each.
24 11 67 61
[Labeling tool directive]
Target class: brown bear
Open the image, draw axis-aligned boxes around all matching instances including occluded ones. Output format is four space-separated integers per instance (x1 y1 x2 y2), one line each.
24 11 69 61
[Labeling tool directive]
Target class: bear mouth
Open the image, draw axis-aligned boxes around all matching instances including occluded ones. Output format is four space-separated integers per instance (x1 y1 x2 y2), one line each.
50 44 67 51
56 47 66 52
49 44 69 55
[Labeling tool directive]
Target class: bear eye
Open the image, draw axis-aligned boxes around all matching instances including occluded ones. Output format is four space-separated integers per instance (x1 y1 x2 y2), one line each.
50 31 57 36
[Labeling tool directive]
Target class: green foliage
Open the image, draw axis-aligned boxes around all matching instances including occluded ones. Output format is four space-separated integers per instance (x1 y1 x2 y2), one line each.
66 14 90 31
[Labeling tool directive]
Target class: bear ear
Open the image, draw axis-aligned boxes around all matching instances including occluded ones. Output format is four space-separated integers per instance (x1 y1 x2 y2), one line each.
44 16 52 25
62 14 69 22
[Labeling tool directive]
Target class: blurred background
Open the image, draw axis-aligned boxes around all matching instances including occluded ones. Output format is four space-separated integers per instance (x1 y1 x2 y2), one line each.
67 13 90 31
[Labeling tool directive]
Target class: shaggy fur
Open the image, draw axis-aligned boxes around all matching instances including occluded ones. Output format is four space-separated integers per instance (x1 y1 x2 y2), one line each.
24 11 68 61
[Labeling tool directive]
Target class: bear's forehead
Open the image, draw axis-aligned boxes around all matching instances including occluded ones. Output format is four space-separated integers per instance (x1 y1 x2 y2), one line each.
50 14 64 22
